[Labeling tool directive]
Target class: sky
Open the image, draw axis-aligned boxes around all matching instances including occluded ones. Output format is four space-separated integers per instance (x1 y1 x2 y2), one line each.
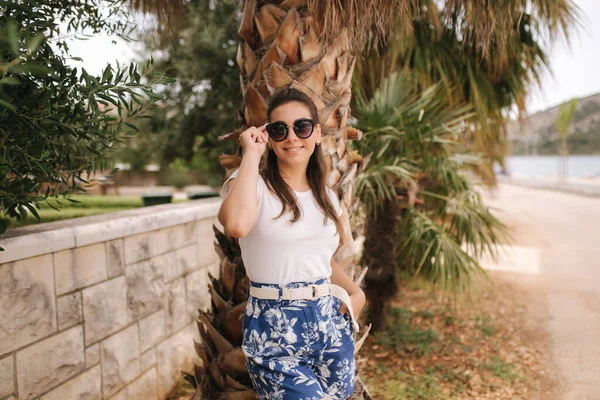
64 1 600 115
526 0 600 113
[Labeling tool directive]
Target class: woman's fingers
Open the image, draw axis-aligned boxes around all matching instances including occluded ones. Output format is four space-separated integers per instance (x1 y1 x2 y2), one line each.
252 129 265 144
243 124 268 144
255 125 268 144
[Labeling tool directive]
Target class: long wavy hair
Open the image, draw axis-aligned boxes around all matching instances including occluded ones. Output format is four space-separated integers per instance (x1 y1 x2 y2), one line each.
260 87 345 245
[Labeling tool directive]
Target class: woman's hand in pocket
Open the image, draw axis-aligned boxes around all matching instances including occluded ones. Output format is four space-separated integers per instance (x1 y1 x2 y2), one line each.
338 289 366 318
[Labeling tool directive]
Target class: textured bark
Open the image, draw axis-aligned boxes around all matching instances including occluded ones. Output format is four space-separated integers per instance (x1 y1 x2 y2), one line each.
191 1 373 398
361 199 401 332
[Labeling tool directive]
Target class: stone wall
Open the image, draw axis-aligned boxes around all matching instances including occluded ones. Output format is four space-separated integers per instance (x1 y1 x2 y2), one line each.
0 199 222 400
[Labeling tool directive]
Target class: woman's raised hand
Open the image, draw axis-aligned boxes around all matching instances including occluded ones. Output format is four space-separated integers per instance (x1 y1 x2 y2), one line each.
239 124 269 157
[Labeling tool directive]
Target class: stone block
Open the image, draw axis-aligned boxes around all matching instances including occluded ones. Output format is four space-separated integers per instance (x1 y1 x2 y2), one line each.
141 348 156 371
16 325 85 400
157 324 198 399
127 367 158 400
164 278 188 335
0 255 56 355
126 260 164 321
197 219 217 268
193 201 220 221
182 221 197 246
86 343 100 368
186 268 211 319
151 226 184 256
139 311 165 352
54 243 107 295
57 291 83 330
0 228 74 265
0 355 14 398
39 364 101 400
82 277 129 345
108 388 127 400
106 239 125 278
155 252 181 283
196 218 214 240
176 244 198 274
124 233 151 265
100 324 140 397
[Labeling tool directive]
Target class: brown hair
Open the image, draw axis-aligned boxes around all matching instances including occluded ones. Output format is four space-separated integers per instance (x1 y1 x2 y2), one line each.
260 87 345 245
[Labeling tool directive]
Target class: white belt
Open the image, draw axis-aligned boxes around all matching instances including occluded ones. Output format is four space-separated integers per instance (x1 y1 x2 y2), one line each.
249 283 360 332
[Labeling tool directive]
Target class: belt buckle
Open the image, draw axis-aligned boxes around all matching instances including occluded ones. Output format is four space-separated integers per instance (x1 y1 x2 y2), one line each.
307 284 319 300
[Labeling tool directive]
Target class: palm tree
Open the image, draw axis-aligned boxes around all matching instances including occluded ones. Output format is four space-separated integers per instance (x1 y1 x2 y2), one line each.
354 0 581 185
130 0 579 397
555 98 578 184
136 1 413 398
350 0 579 330
351 70 512 331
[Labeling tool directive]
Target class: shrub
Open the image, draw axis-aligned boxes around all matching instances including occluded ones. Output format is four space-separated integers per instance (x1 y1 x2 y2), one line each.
0 0 174 246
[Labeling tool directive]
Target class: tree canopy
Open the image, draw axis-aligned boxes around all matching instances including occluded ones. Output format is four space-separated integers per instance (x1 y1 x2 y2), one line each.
354 0 581 184
0 0 172 241
121 0 242 186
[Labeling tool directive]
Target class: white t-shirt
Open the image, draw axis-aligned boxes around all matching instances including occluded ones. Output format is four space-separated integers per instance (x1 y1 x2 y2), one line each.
221 168 343 285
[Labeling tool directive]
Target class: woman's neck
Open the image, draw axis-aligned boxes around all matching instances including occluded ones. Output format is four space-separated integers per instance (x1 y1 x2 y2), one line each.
277 161 309 190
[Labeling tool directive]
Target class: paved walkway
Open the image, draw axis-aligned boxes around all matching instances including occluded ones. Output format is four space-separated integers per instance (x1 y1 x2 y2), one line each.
480 184 600 400
497 176 600 197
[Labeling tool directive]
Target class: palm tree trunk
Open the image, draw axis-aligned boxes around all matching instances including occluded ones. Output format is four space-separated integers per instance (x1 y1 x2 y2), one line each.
362 198 401 332
191 1 372 398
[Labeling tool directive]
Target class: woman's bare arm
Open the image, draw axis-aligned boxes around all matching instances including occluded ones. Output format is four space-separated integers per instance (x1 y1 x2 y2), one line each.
218 152 262 238
330 257 361 296
218 125 268 238
330 257 366 317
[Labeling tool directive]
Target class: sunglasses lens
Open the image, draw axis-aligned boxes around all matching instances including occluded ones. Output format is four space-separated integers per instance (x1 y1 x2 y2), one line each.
267 123 287 141
294 120 314 138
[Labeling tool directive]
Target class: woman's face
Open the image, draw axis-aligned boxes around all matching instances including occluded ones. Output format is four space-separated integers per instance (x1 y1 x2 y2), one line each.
268 101 321 166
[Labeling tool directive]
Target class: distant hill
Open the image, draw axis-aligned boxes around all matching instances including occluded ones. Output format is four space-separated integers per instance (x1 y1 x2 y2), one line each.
506 92 600 155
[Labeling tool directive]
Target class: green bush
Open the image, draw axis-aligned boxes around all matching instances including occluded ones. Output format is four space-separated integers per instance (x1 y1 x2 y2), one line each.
0 0 174 245
168 158 191 189
170 172 190 189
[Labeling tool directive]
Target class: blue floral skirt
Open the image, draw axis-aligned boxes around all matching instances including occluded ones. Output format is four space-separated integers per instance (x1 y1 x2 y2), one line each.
242 277 356 400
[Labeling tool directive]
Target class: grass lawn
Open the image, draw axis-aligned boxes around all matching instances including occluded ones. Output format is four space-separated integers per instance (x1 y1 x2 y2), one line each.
39 195 144 209
4 195 187 229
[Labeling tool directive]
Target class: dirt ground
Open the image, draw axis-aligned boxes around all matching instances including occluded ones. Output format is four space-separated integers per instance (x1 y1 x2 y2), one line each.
359 182 600 399
358 270 562 399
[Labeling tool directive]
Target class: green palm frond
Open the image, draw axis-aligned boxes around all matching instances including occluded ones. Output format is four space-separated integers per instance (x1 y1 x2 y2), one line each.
353 69 414 130
356 162 416 220
353 68 510 294
399 206 486 293
421 189 513 259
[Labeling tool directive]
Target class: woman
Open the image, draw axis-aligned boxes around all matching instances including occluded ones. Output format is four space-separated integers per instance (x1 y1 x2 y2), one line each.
218 87 366 400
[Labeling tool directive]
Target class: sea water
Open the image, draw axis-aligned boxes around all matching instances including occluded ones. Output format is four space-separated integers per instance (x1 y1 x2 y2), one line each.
496 155 600 178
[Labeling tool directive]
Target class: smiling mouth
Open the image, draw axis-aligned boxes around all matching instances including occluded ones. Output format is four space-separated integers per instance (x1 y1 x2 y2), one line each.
284 146 304 153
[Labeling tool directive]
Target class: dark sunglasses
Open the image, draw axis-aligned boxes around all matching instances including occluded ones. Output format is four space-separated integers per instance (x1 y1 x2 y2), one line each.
266 118 316 142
